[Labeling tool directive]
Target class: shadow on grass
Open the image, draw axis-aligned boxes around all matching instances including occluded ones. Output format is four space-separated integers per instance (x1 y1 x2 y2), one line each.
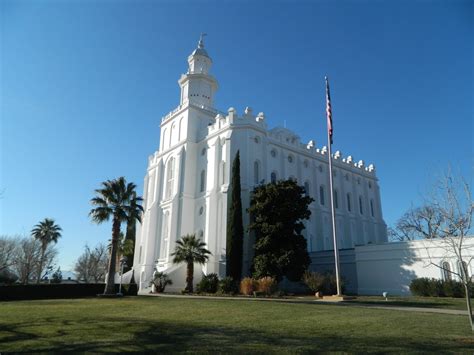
1 316 472 353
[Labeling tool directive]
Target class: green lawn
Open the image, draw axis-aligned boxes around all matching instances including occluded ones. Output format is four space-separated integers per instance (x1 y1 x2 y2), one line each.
1 297 473 353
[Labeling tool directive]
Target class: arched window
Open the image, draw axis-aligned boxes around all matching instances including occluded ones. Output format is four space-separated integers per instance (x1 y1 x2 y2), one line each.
169 124 175 147
221 161 226 185
359 196 363 215
254 161 260 185
320 186 325 206
200 169 206 192
165 157 174 199
347 193 351 212
370 199 375 217
304 181 310 196
161 128 167 150
159 211 170 259
334 189 339 209
271 172 277 183
442 261 452 281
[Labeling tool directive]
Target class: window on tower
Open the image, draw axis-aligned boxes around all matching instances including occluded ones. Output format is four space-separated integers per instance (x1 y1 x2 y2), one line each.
254 161 260 185
165 157 175 199
304 182 310 196
200 169 206 192
271 171 277 183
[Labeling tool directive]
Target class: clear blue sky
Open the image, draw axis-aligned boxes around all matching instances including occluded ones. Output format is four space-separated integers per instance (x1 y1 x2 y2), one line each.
1 0 472 271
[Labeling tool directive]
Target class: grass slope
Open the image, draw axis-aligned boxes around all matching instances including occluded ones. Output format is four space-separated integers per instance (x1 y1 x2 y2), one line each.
0 297 472 353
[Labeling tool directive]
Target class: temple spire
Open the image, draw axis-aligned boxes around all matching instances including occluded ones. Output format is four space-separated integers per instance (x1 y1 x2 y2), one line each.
198 33 207 49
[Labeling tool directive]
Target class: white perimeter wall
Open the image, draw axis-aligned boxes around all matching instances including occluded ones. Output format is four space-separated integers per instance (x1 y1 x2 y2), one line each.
355 238 474 296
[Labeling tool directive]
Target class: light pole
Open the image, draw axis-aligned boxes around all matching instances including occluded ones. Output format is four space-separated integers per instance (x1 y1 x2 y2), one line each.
118 256 128 296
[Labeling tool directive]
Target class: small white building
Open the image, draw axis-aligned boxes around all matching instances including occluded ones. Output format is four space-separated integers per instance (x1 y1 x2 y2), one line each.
133 37 388 293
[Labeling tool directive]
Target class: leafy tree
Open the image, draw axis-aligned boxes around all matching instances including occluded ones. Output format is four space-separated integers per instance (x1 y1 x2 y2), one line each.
31 218 62 283
171 234 211 293
124 192 138 270
74 243 108 283
248 179 313 281
51 267 62 283
89 177 144 295
226 151 244 281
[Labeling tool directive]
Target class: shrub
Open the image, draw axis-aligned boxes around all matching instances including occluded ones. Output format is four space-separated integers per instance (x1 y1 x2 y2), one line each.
324 273 345 295
150 272 172 293
302 271 326 293
197 273 219 294
219 277 238 295
240 277 257 296
410 278 466 298
0 269 18 285
409 278 431 296
257 276 277 295
302 271 345 295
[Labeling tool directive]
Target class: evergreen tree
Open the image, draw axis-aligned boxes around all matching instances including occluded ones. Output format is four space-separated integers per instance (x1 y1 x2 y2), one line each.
226 151 244 281
248 179 313 281
123 192 138 270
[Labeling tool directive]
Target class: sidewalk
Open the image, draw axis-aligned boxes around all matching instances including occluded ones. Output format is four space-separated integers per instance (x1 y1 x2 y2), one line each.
142 292 467 316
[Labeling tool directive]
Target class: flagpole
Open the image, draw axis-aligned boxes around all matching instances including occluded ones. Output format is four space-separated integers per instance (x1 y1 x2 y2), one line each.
325 76 342 296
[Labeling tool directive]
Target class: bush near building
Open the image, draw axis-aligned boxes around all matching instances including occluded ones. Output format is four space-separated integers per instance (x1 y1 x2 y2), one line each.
302 271 345 296
197 273 219 294
409 278 470 298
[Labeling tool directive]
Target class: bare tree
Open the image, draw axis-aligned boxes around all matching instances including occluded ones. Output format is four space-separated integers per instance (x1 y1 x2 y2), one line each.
74 243 108 283
12 237 57 284
392 169 473 330
0 235 18 272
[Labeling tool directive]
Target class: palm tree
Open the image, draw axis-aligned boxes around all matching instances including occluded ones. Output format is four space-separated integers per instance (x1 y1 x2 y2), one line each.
171 234 211 293
108 232 134 272
31 218 62 283
89 177 143 295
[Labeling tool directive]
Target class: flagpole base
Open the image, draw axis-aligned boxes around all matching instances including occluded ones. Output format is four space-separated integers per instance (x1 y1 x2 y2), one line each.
320 295 356 302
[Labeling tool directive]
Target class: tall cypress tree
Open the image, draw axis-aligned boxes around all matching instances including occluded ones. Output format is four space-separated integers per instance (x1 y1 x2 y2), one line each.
226 151 244 280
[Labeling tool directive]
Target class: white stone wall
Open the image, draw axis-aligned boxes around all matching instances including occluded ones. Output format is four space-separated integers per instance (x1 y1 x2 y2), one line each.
355 238 474 295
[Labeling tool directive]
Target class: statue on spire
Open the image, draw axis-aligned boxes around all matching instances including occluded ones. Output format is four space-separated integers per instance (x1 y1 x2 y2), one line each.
198 33 207 48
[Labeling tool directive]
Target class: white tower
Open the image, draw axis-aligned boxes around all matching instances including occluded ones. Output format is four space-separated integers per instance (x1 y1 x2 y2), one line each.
179 34 218 107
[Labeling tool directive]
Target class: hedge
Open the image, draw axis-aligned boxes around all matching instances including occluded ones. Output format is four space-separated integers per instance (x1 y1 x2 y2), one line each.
0 283 138 301
409 278 470 298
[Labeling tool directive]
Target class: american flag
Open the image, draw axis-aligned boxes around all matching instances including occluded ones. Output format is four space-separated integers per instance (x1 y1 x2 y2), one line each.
325 76 333 145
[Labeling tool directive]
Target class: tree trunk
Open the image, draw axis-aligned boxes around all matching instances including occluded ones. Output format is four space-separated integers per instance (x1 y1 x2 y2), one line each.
464 283 474 331
36 244 46 284
186 261 194 293
104 218 121 295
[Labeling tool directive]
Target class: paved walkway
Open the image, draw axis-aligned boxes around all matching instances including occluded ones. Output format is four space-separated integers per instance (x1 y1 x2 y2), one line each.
142 292 467 316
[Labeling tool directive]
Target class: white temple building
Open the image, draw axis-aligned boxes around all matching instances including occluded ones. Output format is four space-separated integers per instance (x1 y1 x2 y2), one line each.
133 37 387 292
133 37 471 294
